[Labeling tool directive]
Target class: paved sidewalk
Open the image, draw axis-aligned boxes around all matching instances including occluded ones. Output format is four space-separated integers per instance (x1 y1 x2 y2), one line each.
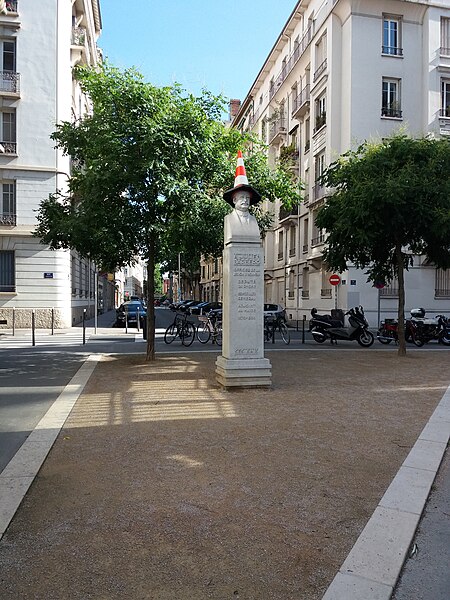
0 350 448 599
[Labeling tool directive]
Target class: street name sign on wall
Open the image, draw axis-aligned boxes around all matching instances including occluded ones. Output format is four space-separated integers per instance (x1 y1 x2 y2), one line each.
43 273 54 279
329 274 341 286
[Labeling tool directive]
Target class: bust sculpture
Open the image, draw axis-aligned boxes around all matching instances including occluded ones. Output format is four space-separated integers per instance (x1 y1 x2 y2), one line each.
223 151 262 245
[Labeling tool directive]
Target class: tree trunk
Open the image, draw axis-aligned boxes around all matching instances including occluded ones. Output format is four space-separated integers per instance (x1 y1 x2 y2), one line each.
396 243 406 356
146 237 156 361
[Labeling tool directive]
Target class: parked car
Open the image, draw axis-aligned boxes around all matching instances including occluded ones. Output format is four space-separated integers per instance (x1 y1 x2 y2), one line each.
190 301 222 315
114 301 147 328
263 304 286 322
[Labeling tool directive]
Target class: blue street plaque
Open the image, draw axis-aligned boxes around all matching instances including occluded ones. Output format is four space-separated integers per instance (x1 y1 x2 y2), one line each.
43 272 54 279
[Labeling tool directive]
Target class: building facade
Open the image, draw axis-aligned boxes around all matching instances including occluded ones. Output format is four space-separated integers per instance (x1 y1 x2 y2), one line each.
0 0 113 329
232 0 450 326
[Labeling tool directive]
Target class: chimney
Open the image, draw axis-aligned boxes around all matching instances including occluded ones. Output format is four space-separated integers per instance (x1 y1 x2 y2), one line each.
229 99 241 121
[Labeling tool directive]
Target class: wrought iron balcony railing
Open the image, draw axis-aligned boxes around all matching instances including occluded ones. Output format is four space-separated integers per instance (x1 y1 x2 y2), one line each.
313 59 327 82
289 247 296 257
435 288 450 297
269 118 287 142
381 107 402 118
277 251 284 261
321 288 332 298
0 140 17 153
279 205 298 221
292 84 310 116
440 108 450 118
440 47 450 56
0 70 20 93
382 46 403 56
302 244 308 254
311 233 325 247
269 24 313 100
301 290 309 299
0 213 16 225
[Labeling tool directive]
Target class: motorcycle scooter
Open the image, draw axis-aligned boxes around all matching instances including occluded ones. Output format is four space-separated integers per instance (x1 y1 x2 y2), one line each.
310 306 374 347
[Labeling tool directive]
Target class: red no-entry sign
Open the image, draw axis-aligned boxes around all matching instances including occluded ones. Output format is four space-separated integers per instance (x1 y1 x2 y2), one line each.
329 274 341 286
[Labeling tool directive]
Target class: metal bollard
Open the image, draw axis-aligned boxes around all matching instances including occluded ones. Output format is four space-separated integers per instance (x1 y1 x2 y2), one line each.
12 307 15 336
302 315 306 344
51 307 55 335
125 310 128 334
83 309 86 344
136 308 140 332
32 310 36 347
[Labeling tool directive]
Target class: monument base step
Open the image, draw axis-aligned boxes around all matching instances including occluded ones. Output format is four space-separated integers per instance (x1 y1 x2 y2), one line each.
215 355 272 388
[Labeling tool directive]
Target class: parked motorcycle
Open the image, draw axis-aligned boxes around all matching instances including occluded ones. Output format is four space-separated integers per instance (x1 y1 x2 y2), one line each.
409 308 450 346
377 309 450 347
310 306 374 347
377 317 424 347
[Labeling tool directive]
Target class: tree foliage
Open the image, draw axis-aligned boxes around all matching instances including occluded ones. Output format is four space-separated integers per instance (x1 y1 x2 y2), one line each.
35 64 301 359
315 134 450 355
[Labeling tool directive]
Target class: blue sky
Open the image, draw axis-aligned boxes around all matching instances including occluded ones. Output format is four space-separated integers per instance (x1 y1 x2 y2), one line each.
99 0 297 103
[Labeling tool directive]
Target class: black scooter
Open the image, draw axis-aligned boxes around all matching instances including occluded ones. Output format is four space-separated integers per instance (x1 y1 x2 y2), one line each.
309 306 374 347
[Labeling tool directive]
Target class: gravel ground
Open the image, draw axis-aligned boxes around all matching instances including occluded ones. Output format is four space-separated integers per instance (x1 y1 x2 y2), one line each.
0 349 449 600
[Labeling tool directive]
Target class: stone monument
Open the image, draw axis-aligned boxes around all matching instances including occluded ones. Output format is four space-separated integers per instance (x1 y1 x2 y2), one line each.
215 151 272 388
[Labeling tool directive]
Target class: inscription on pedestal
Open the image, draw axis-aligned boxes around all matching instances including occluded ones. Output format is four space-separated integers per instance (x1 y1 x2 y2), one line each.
234 252 261 326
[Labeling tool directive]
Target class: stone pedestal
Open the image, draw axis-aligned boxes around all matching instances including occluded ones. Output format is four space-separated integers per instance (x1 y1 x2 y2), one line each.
215 243 272 388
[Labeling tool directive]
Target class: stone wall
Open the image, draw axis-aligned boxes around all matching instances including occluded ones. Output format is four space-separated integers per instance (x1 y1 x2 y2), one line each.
0 308 66 329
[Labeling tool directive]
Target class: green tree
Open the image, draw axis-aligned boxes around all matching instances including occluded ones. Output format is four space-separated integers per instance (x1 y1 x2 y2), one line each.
35 64 301 359
315 134 450 355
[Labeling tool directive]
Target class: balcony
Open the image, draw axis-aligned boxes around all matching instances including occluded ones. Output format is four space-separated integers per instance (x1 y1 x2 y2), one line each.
313 112 326 133
302 290 309 299
440 47 450 56
381 106 402 119
269 24 314 101
302 244 308 254
279 205 298 221
313 59 327 83
311 233 325 247
0 212 15 225
277 251 284 261
0 70 20 95
303 192 310 208
381 46 403 56
0 141 16 154
310 184 330 206
292 84 310 119
289 247 296 257
72 27 87 46
440 108 450 118
321 288 332 298
269 118 287 144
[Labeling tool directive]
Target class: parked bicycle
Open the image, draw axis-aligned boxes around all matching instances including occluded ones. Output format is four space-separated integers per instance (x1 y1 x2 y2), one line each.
196 309 222 345
264 314 290 344
164 311 196 346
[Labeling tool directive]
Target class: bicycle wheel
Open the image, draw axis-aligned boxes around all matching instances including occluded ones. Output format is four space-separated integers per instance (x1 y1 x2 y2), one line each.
164 323 177 344
196 321 211 344
181 322 196 346
279 322 290 344
215 324 222 345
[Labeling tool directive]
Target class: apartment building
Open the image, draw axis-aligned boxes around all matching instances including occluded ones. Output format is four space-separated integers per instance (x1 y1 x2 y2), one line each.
232 0 450 326
0 0 114 329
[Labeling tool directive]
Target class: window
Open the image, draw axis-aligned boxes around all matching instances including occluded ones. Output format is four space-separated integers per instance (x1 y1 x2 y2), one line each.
314 95 326 131
441 17 450 56
302 218 309 253
0 180 15 225
442 80 450 117
278 230 284 260
321 267 332 298
302 267 309 298
269 77 275 99
435 268 450 297
0 250 15 292
0 109 16 153
314 34 327 81
382 78 402 118
261 117 267 143
0 40 18 93
289 225 296 257
304 118 310 151
288 269 295 299
382 15 402 56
